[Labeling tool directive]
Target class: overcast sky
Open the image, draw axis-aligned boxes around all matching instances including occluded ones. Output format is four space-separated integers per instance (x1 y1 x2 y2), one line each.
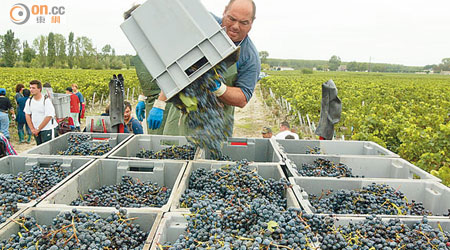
1 0 449 66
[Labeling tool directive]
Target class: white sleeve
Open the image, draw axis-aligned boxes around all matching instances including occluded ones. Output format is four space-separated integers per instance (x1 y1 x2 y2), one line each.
44 99 56 117
293 133 299 140
24 99 31 115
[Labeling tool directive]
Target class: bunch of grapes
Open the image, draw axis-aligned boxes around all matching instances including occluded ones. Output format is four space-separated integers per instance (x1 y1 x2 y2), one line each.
297 158 358 178
309 183 433 216
179 160 290 210
59 134 112 156
71 175 171 208
0 208 148 249
135 145 196 160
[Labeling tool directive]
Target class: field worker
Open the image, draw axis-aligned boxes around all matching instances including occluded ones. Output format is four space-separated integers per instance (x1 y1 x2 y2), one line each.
24 80 58 145
275 121 299 140
147 0 261 135
66 87 81 131
123 6 172 135
15 84 24 103
16 89 32 143
124 101 143 134
71 84 85 131
0 88 15 139
261 127 273 138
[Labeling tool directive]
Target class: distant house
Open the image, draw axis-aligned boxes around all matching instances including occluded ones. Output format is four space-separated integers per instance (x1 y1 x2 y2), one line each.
441 71 450 75
273 67 294 71
338 65 347 71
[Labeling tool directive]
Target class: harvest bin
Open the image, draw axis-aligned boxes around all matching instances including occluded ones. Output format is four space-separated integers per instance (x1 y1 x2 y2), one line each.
170 161 299 212
0 155 93 206
52 93 71 119
198 138 283 163
109 135 198 161
274 139 399 159
22 132 133 158
121 0 240 100
290 177 450 218
39 159 187 212
149 212 450 250
0 207 162 249
285 154 441 181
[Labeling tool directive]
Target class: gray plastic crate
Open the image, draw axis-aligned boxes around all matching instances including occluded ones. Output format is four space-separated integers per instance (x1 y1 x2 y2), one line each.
275 139 399 159
198 138 283 163
0 155 93 206
52 93 71 119
0 207 162 249
39 159 187 212
120 0 239 100
150 212 450 250
22 132 133 158
171 161 298 212
285 154 441 181
290 177 450 219
109 135 197 161
0 203 32 231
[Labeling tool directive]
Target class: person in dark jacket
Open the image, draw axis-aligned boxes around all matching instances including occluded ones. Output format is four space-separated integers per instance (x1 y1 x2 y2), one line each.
17 89 32 143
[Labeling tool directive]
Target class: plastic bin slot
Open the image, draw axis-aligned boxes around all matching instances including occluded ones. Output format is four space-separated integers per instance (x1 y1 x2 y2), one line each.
230 142 248 146
184 56 208 76
159 139 181 146
129 167 155 173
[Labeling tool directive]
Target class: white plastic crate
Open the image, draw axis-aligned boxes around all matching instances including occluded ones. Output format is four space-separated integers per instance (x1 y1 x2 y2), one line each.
290 177 450 219
0 155 93 206
197 138 283 163
120 0 240 100
285 154 441 181
22 132 133 158
150 212 450 249
0 207 162 249
38 159 187 212
274 139 399 159
170 161 298 212
52 93 71 119
109 135 198 161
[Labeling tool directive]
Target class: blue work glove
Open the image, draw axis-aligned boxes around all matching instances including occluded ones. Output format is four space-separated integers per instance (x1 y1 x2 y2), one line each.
135 101 146 121
147 107 164 130
210 80 221 92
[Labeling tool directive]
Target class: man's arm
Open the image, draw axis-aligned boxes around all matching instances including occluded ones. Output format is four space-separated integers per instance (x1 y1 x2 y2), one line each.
37 116 53 132
218 87 247 108
26 114 38 135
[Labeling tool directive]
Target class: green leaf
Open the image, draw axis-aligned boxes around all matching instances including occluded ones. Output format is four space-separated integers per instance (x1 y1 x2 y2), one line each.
267 221 279 232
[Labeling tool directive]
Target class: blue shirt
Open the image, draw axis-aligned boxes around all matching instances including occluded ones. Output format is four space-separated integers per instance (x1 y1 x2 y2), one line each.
16 96 29 124
126 117 143 134
213 14 261 102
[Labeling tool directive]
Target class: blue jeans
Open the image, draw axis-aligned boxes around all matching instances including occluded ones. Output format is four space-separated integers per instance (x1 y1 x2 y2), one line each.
0 112 10 139
18 122 32 135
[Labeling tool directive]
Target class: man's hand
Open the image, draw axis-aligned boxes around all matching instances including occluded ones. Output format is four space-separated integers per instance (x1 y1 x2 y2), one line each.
210 80 227 97
136 101 146 121
147 107 163 130
147 99 166 130
11 114 16 121
31 128 39 136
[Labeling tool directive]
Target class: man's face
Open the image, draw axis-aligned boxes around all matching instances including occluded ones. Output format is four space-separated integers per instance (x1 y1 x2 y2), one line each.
124 107 131 120
30 84 40 96
222 0 254 42
72 86 77 92
262 132 272 138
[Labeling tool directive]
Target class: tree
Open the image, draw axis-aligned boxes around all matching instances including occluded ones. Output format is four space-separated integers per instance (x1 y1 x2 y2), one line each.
259 51 269 63
68 32 75 68
102 44 112 55
22 41 36 67
328 55 341 71
2 30 20 67
34 35 47 67
54 34 67 68
440 58 450 71
47 32 56 67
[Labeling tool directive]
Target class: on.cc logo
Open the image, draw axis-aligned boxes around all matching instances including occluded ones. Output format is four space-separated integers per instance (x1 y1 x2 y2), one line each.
10 3 30 25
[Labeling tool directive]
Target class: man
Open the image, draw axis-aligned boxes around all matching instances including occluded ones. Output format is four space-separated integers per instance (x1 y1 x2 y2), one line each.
275 121 299 140
124 101 143 134
24 80 58 145
0 88 15 139
71 84 85 131
147 0 261 136
261 127 273 138
66 87 80 131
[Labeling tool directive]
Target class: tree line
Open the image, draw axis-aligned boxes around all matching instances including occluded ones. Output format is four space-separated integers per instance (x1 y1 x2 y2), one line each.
259 51 445 73
0 30 133 70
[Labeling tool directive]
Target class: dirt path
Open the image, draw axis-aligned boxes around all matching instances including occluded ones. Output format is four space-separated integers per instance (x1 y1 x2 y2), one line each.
233 83 278 138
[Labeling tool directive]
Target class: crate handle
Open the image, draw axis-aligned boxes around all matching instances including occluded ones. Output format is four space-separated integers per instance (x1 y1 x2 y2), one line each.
230 142 248 146
129 167 154 173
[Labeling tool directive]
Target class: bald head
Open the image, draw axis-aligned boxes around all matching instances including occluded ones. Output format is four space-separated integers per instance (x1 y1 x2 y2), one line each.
226 0 256 21
222 0 255 42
